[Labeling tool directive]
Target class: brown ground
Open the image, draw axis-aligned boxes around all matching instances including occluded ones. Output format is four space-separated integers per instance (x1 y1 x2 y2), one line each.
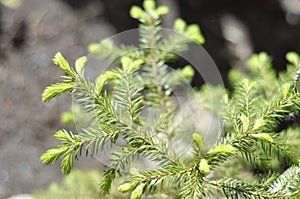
0 0 114 197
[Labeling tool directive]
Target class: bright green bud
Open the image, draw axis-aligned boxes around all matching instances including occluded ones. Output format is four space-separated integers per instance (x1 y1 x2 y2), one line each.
53 52 76 78
156 6 169 16
182 65 194 78
53 52 69 70
118 182 135 193
253 117 265 131
42 82 75 102
88 43 99 53
100 39 114 48
199 159 210 174
174 18 186 33
186 24 200 36
130 183 145 199
286 51 299 66
0 0 22 9
193 133 203 150
247 52 271 70
186 24 205 44
240 114 249 132
208 144 236 157
121 56 133 69
61 111 74 124
143 0 155 10
130 6 145 19
95 71 119 93
250 133 273 143
258 52 271 63
128 59 144 72
75 56 87 75
190 34 205 44
129 167 139 176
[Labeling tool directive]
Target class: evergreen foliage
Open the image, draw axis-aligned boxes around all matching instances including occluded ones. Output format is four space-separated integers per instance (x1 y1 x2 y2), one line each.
41 0 300 198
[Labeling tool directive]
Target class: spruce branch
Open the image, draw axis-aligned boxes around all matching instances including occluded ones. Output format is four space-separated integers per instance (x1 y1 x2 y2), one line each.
235 79 258 119
41 127 126 174
100 169 119 195
42 81 75 102
124 129 181 167
207 178 277 199
41 1 300 198
259 83 300 132
268 165 300 197
179 169 205 199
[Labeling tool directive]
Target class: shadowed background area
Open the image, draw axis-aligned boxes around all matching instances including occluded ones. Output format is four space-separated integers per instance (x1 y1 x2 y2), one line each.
0 0 299 198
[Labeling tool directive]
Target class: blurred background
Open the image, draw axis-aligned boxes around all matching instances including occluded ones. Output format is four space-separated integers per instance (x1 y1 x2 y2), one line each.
0 0 299 198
